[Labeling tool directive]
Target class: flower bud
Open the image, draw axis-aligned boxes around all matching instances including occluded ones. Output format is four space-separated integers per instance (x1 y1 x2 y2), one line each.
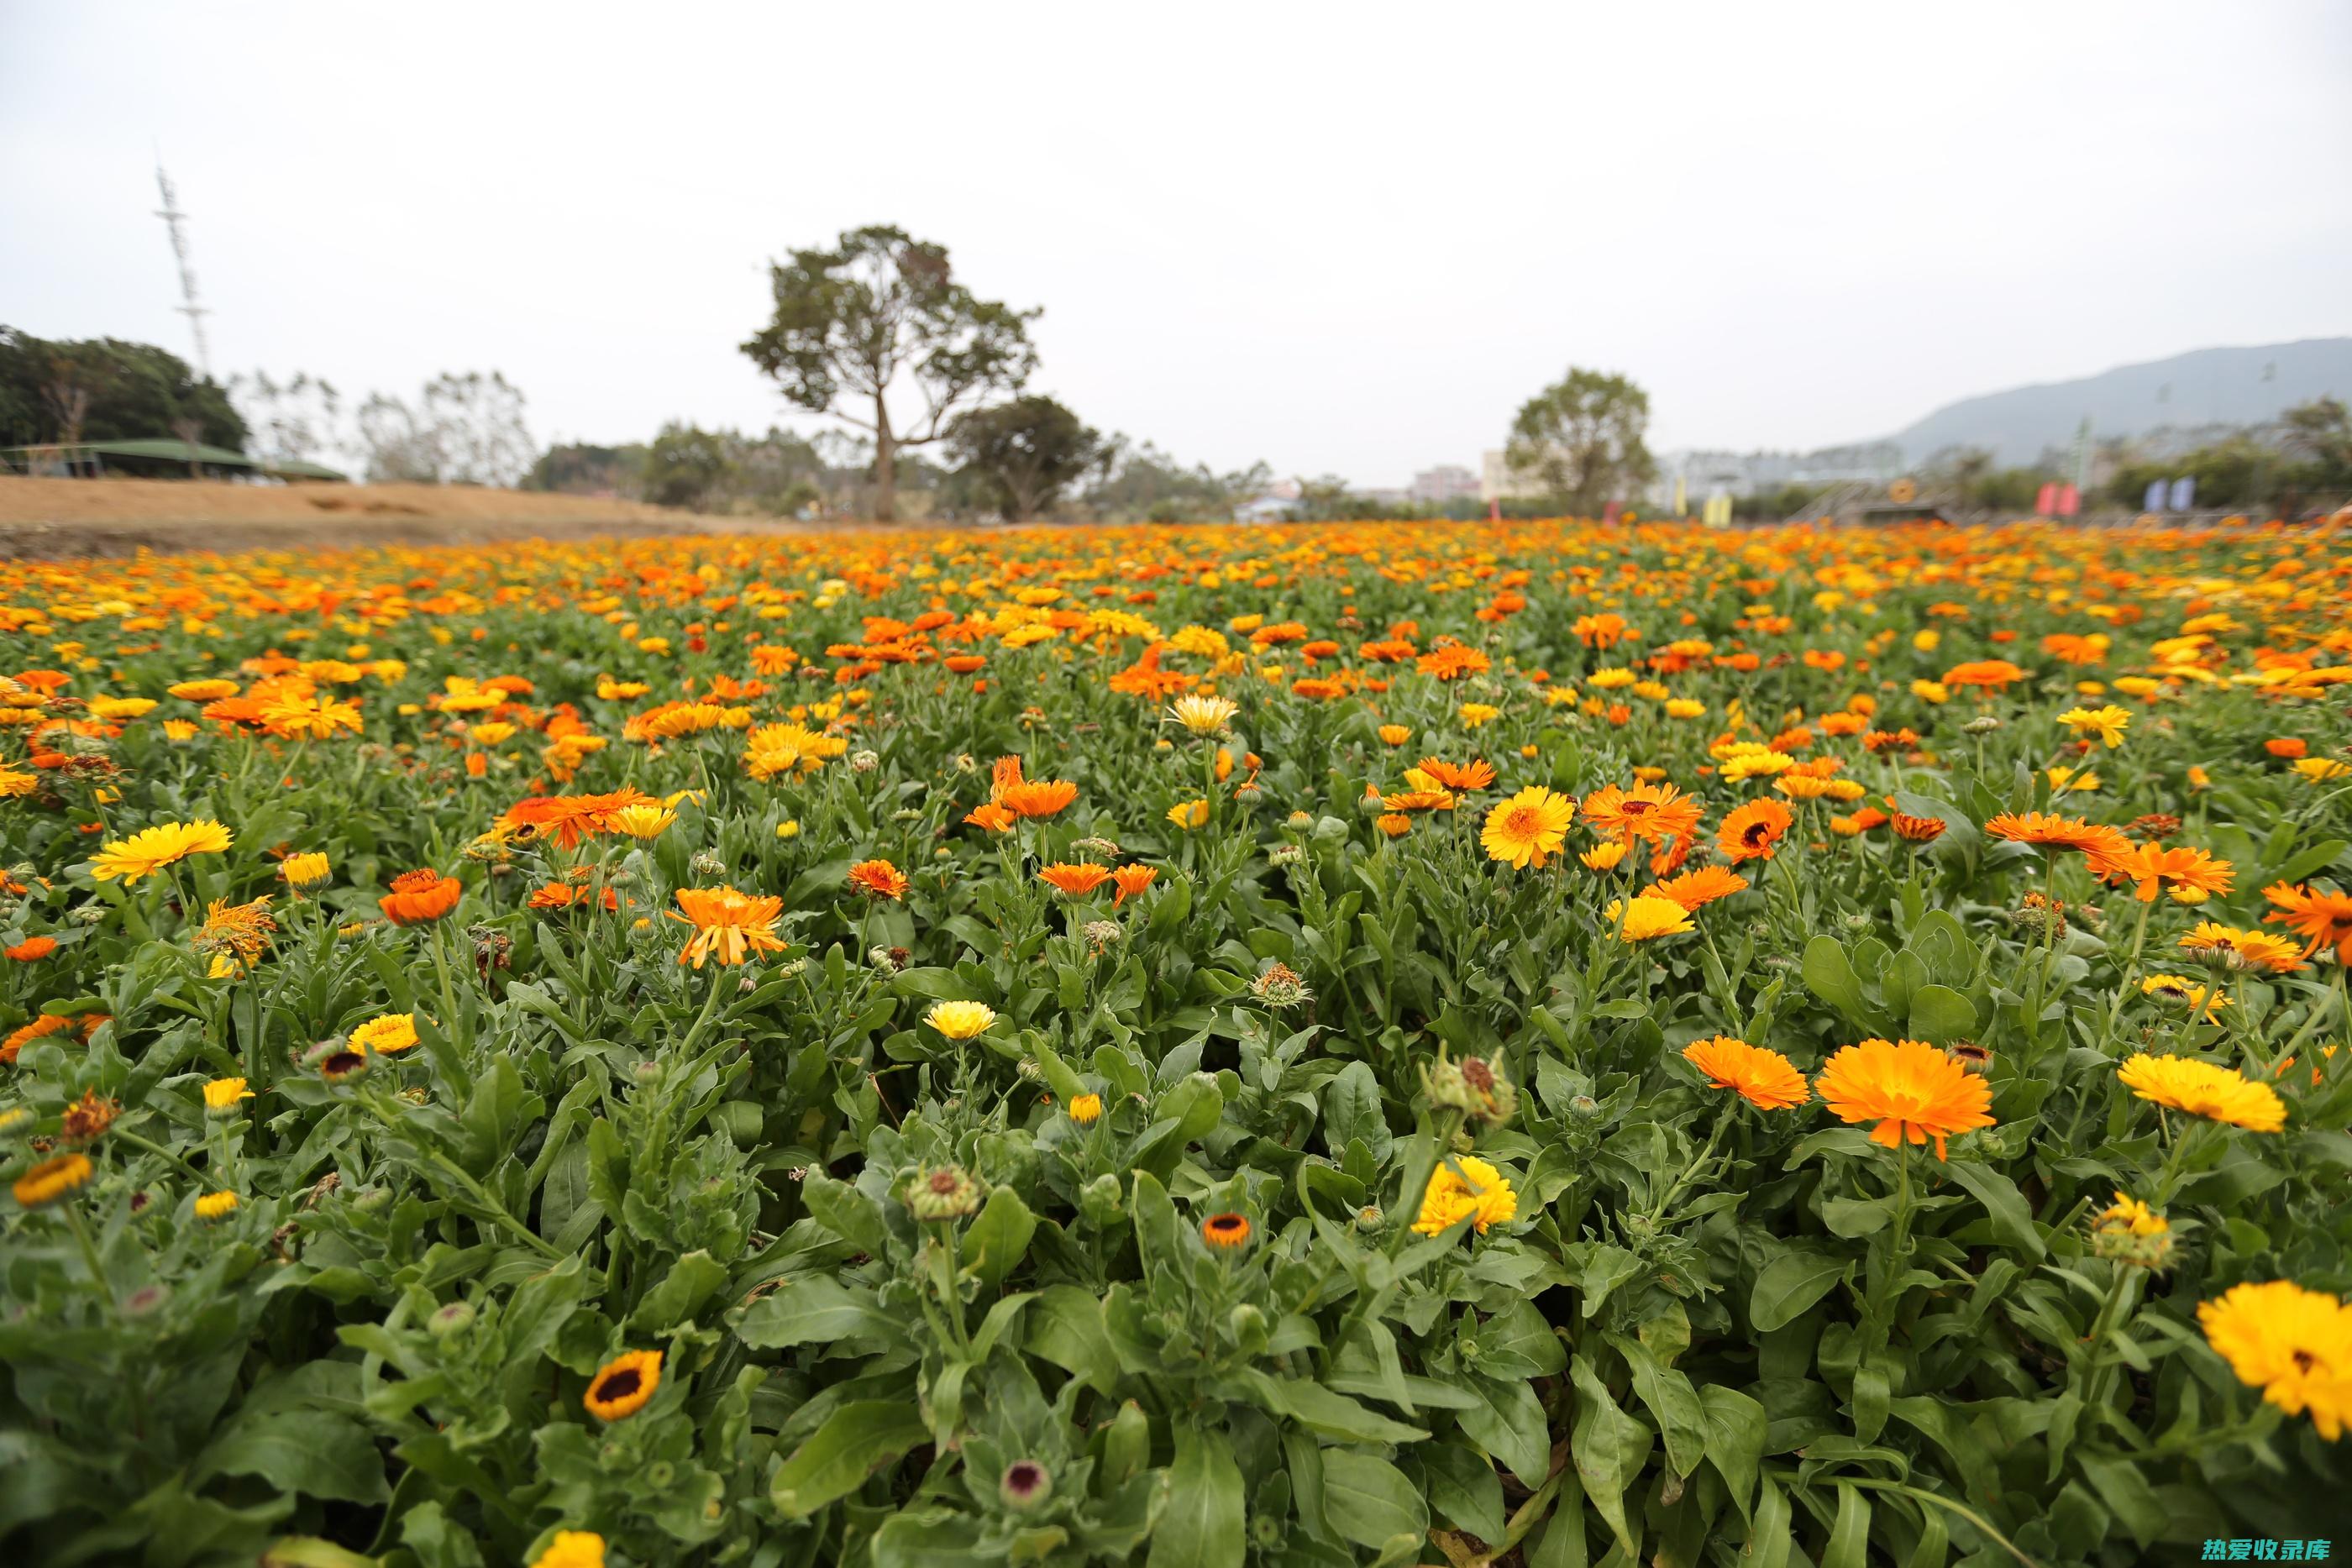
429 1301 477 1336
904 1163 981 1221
1080 1172 1126 1226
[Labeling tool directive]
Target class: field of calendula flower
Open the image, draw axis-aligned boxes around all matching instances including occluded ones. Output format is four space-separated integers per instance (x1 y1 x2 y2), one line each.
4 517 2352 1568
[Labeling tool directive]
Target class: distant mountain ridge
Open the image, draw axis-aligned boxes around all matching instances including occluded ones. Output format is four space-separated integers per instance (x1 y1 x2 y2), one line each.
1884 338 2352 466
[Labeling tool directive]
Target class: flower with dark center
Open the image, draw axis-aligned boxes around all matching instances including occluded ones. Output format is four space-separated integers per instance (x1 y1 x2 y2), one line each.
584 1350 663 1421
1000 1460 1054 1511
1201 1212 1252 1250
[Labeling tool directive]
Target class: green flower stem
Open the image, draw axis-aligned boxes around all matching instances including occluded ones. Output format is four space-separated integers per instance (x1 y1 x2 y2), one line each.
2102 895 2153 1045
2080 1266 2141 1411
1839 1478 2046 1568
1651 1109 1734 1225
60 1203 116 1312
109 1124 217 1192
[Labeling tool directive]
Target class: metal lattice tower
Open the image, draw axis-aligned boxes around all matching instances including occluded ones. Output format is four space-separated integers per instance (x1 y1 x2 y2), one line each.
153 164 213 378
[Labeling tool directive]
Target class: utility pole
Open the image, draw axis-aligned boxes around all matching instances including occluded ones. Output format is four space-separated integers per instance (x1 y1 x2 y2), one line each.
153 163 213 380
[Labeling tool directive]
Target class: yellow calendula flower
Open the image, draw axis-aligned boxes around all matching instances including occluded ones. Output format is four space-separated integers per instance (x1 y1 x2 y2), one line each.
2056 704 2130 748
531 1532 606 1568
90 820 233 884
350 1014 421 1055
2117 1053 2285 1133
195 1191 240 1220
202 1076 254 1114
610 803 676 839
924 1000 997 1040
2197 1280 2352 1440
281 852 332 891
1167 799 1210 830
13 1152 92 1208
1479 786 1574 869
1604 895 1696 942
1068 1093 1104 1125
1167 694 1240 735
1412 1155 1517 1238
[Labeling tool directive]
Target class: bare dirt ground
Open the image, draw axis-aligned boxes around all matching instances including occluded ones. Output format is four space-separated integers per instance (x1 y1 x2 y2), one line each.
0 478 806 559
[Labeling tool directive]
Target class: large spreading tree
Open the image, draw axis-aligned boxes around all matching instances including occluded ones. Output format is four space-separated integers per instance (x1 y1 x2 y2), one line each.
740 226 1037 522
1504 366 1656 516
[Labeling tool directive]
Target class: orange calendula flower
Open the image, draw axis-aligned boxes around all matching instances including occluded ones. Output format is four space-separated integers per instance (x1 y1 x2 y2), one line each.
1682 1036 1809 1109
963 802 1017 832
1941 658 2029 690
1889 814 1947 844
1200 1212 1252 1249
1582 780 1702 848
1642 865 1748 910
1814 1037 1995 1158
669 887 788 968
2092 842 2234 903
1983 812 2133 860
2261 881 2352 964
999 779 1079 819
498 789 657 849
584 1350 662 1421
5 936 56 962
1718 799 1794 863
1417 757 1495 792
1111 864 1158 906
1037 863 1113 897
1480 786 1575 869
379 869 463 926
848 859 911 900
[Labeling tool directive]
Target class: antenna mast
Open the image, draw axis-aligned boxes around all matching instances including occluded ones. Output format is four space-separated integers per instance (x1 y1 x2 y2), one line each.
153 164 213 378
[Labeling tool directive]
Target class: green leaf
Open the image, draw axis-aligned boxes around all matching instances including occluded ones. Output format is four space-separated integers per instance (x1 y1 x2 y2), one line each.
1610 1336 1707 1480
1802 936 1872 1027
734 1277 890 1348
1263 1376 1429 1445
801 1171 893 1256
1906 983 1979 1045
260 1539 382 1568
630 1248 727 1331
1024 1283 1121 1395
1749 1251 1848 1332
1318 1449 1428 1553
963 1186 1037 1291
870 1508 986 1568
769 1402 929 1519
1939 1160 2046 1261
1822 1481 1871 1568
1147 1424 1245 1568
196 1412 390 1506
1322 1060 1391 1161
1454 1373 1550 1487
1568 1354 1652 1558
1475 1298 1567 1378
1698 1385 1766 1521
1419 1441 1504 1543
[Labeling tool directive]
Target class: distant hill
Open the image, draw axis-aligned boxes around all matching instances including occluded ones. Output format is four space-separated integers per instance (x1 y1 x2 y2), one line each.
1886 338 2352 466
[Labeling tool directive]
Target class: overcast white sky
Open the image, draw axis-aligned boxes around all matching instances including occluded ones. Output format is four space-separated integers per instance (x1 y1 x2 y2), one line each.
4 3 2348 487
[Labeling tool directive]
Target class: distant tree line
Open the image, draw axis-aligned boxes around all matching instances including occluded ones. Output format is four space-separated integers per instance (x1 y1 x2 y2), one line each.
0 327 245 457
